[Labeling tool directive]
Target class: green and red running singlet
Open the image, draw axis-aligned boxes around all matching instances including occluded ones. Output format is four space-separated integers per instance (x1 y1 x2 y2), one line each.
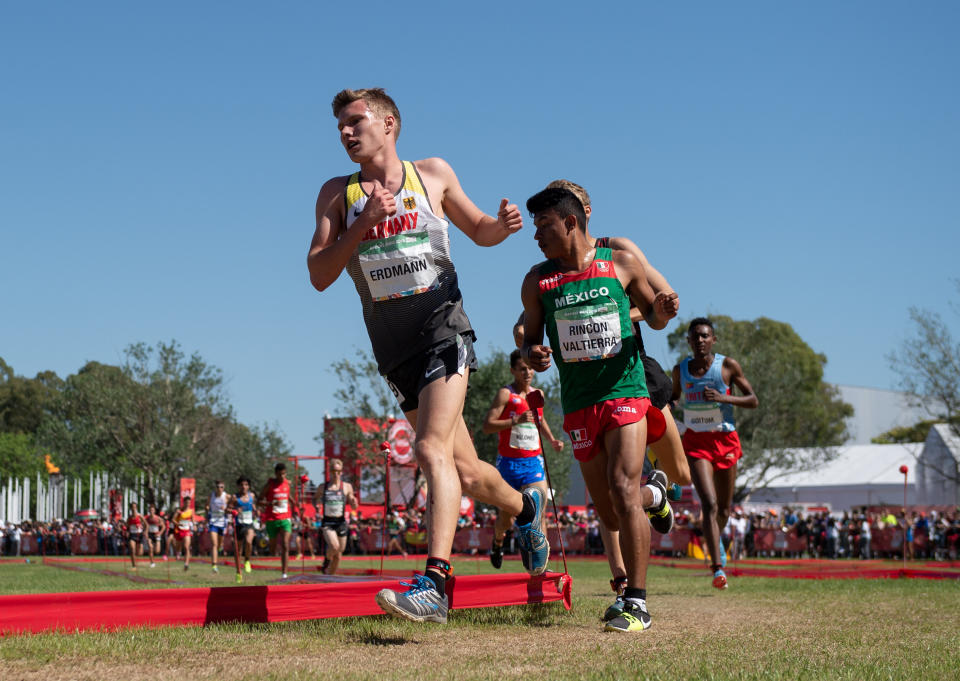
537 247 648 414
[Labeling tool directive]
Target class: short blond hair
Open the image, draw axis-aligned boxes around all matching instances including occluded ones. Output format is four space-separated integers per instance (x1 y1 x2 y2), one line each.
331 88 402 139
545 179 590 208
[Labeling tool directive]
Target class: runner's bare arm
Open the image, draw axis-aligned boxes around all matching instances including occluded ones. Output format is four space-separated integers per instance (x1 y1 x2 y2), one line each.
706 357 759 408
670 365 682 407
416 157 521 246
607 237 674 295
614 251 677 330
520 269 553 372
482 387 515 434
344 482 358 508
308 176 397 291
537 412 565 451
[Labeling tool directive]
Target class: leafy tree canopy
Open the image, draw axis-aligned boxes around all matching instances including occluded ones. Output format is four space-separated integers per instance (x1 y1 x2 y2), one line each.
34 341 289 508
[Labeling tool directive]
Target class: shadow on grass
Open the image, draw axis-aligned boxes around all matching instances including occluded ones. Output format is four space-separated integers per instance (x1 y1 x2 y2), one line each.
453 603 566 628
355 633 412 646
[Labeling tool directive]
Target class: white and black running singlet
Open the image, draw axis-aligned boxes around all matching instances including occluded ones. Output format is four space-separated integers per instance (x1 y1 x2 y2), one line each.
343 161 473 374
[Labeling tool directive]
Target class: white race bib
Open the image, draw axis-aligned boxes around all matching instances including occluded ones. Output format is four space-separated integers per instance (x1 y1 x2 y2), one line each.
555 302 623 362
684 403 724 432
509 422 539 451
358 230 439 301
178 520 192 531
273 499 288 514
239 510 253 524
148 524 160 533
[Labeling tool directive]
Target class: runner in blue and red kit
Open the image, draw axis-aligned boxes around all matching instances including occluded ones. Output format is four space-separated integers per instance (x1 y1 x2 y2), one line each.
482 349 565 568
671 317 758 589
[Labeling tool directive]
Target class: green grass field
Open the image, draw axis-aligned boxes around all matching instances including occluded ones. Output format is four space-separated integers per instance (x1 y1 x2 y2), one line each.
1 556 958 681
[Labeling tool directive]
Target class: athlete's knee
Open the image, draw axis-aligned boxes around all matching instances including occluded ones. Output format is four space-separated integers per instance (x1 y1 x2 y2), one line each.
415 437 450 470
455 458 484 494
607 476 643 516
700 495 719 518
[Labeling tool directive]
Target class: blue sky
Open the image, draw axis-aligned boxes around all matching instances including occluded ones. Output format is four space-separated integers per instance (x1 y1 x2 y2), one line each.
3 2 958 467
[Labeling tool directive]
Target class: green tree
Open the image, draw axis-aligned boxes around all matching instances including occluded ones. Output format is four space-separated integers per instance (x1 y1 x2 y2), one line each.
886 283 960 482
37 341 288 507
668 316 853 499
0 357 63 435
0 432 45 479
872 417 960 445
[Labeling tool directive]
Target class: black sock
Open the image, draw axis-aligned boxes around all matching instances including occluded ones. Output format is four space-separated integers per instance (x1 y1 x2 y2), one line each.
711 563 722 573
425 556 451 593
515 493 535 526
425 569 445 593
623 587 646 601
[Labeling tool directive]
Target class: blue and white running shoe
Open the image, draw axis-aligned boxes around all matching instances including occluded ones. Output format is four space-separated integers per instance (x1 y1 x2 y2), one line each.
515 488 550 576
375 574 449 624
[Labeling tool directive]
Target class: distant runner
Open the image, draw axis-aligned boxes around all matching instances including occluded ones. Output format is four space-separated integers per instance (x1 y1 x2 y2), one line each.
671 317 758 589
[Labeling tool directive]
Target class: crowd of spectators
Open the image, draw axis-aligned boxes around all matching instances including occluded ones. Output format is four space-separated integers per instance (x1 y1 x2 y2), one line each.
4 504 958 561
716 506 960 561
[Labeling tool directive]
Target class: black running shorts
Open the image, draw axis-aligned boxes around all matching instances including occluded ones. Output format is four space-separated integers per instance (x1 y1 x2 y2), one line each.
641 354 673 410
383 333 478 412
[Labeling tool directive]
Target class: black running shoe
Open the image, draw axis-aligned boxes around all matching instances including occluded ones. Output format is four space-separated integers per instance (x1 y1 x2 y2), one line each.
645 470 674 534
490 541 504 569
375 574 448 624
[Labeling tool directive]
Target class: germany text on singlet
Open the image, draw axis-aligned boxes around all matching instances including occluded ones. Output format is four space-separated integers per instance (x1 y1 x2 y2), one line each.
344 161 473 374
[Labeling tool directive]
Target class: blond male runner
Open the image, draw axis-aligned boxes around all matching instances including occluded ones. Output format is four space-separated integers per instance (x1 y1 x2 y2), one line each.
314 458 357 575
308 88 548 624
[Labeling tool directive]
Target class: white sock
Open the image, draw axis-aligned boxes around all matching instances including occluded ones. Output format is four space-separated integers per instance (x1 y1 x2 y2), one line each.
624 597 646 610
646 484 663 508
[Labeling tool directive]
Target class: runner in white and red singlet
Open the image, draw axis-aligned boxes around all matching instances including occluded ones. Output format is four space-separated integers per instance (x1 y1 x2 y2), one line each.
172 496 194 571
125 503 146 570
260 463 292 579
482 349 564 568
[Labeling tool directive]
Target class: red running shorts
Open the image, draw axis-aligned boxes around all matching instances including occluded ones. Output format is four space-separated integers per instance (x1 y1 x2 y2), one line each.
563 397 665 463
682 430 743 470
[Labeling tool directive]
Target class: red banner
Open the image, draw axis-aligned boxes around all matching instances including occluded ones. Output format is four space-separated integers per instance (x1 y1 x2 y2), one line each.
0 571 572 635
180 478 196 510
21 534 38 555
71 533 99 555
651 528 693 554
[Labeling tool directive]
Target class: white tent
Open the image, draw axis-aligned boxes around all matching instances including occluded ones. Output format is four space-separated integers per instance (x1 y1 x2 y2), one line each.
917 424 960 506
747 442 920 510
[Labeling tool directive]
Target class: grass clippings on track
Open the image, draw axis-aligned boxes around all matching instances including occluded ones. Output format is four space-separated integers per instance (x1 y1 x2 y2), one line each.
1 557 959 681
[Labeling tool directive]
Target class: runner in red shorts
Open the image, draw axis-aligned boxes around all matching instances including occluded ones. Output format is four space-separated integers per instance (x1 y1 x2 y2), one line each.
171 496 195 571
671 317 758 589
521 186 678 633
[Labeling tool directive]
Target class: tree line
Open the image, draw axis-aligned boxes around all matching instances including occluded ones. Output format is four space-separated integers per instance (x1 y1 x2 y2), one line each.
0 341 289 510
